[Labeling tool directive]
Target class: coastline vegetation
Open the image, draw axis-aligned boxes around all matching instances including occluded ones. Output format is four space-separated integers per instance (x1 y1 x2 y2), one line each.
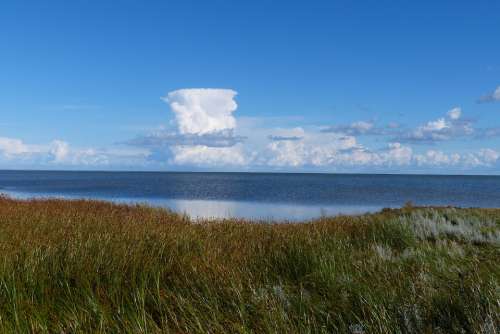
0 196 498 333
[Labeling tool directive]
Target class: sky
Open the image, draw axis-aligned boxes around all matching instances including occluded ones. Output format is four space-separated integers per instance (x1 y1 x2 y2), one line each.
1 0 500 173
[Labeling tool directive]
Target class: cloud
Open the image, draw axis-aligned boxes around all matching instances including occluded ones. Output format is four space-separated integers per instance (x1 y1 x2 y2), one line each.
395 107 474 144
0 136 149 167
382 143 413 165
321 121 367 135
316 142 414 167
475 148 500 164
477 86 500 103
125 130 246 148
265 140 308 167
171 145 249 166
267 127 305 142
138 88 248 166
0 137 75 164
0 137 31 157
49 140 70 163
475 127 500 139
414 149 499 167
268 135 303 141
262 127 499 170
262 132 413 168
447 107 462 120
387 122 401 129
162 89 238 135
321 120 399 137
414 150 461 166
9 88 496 172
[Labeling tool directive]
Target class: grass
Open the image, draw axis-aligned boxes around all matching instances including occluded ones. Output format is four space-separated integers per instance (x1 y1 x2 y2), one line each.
0 196 498 333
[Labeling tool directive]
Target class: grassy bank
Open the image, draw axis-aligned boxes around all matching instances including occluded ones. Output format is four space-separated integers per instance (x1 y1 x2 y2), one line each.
0 196 498 333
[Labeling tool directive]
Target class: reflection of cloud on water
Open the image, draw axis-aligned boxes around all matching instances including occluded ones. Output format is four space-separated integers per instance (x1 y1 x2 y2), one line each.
152 199 381 221
1 190 382 221
160 199 240 220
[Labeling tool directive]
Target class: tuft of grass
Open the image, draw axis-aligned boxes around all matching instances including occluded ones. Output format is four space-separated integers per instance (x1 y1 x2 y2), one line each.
0 196 498 333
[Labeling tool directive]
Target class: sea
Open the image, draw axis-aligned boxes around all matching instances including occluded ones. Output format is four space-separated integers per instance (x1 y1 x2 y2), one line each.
1 170 499 221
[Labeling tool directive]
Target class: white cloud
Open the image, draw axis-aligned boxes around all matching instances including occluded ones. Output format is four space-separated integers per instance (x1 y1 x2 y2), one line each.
0 136 149 168
50 140 70 163
422 118 448 132
415 150 460 166
264 131 362 167
478 86 500 103
415 148 499 167
351 121 374 132
447 107 462 120
476 148 500 164
462 149 500 167
171 145 248 166
266 140 308 167
156 88 249 166
397 107 473 143
0 137 31 157
383 143 413 165
263 132 414 168
163 89 238 135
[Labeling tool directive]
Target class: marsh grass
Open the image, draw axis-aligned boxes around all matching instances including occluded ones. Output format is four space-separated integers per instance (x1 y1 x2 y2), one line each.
0 196 498 333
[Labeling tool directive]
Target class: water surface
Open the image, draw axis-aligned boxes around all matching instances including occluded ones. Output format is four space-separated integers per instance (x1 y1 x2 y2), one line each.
1 171 499 220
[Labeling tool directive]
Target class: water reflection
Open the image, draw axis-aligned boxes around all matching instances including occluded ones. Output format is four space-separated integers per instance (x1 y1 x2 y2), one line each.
2 191 382 221
143 199 382 221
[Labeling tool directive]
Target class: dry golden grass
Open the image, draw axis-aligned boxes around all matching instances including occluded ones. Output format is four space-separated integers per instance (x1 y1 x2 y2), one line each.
0 196 498 333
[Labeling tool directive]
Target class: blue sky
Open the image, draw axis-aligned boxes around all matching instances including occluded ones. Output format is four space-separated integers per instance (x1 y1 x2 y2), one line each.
1 0 500 173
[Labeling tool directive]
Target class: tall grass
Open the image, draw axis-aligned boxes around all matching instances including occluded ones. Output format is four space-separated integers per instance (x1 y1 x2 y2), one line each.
0 196 498 333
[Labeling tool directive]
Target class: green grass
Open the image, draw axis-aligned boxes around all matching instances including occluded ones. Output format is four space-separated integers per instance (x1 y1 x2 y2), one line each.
0 196 498 333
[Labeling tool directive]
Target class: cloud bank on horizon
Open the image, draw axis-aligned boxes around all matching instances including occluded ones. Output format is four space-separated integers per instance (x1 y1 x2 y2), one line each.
1 87 500 173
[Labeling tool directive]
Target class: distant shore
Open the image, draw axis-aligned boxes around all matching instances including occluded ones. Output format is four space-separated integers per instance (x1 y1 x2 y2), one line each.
0 196 498 333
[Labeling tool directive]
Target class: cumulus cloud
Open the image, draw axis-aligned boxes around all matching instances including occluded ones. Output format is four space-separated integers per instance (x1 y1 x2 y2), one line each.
477 86 500 103
0 136 148 167
50 140 70 163
447 107 462 120
383 143 413 165
171 145 249 166
0 137 76 164
415 150 461 166
262 127 499 170
262 131 415 168
396 107 474 144
475 148 500 164
415 149 499 167
162 89 238 135
125 89 246 165
265 140 308 167
0 137 31 157
149 88 250 166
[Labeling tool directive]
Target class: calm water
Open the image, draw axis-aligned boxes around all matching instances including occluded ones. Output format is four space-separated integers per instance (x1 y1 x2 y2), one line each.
1 171 499 220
